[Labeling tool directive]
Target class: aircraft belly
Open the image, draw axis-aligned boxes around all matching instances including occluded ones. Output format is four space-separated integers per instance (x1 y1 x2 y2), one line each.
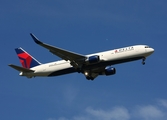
46 63 76 77
31 62 73 77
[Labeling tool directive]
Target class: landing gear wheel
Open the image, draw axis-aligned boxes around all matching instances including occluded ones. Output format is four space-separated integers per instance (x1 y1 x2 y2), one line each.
142 58 146 65
142 61 145 65
86 76 94 80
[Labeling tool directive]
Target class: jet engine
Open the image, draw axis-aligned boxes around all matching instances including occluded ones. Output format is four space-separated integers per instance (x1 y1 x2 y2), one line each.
86 55 100 64
104 66 116 76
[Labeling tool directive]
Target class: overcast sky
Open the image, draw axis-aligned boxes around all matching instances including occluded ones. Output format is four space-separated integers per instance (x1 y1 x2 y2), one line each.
1 0 167 120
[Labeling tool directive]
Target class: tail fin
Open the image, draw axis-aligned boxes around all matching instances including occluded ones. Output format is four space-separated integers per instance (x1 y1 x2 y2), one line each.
15 47 41 68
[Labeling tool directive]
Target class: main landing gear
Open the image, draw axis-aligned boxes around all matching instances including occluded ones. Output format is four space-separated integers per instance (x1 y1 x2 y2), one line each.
142 57 146 65
84 71 95 80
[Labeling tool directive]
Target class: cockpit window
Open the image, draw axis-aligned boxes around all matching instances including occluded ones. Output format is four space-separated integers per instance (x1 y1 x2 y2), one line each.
145 46 149 48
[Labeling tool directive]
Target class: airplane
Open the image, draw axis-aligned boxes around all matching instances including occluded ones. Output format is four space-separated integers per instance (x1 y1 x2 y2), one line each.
8 33 154 80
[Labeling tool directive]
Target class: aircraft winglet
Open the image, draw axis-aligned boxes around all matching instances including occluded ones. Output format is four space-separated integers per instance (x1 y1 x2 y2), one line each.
30 33 43 44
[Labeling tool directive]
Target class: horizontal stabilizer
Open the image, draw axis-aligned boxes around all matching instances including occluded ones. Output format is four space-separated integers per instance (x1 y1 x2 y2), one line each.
8 64 34 72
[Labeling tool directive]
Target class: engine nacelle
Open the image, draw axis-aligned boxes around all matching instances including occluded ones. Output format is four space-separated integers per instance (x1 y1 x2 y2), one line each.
86 55 100 64
104 66 116 76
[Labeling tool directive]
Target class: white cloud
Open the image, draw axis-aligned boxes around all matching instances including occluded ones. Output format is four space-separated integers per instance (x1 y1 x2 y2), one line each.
85 107 130 120
136 105 164 120
158 99 167 108
47 107 130 120
62 85 79 106
47 99 167 120
69 107 130 120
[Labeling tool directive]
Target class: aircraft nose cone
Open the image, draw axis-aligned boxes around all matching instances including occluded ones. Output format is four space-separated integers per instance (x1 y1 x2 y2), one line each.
150 48 154 53
148 48 154 55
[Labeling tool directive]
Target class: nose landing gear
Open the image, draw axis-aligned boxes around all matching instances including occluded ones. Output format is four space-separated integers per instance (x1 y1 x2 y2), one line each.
142 57 146 65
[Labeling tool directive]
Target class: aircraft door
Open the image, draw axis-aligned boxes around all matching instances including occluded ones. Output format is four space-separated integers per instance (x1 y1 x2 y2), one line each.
145 47 147 52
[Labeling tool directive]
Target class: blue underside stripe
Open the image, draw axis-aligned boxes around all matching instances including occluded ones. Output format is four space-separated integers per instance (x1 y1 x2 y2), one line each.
48 67 76 76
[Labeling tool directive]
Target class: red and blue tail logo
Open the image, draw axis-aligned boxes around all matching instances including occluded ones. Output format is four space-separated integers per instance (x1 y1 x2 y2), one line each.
15 48 41 68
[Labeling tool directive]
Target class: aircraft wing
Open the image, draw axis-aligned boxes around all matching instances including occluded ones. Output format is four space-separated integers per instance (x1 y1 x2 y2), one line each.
30 33 86 68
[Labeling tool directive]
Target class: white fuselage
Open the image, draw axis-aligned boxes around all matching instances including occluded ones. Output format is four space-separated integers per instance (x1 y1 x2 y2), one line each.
20 45 154 78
